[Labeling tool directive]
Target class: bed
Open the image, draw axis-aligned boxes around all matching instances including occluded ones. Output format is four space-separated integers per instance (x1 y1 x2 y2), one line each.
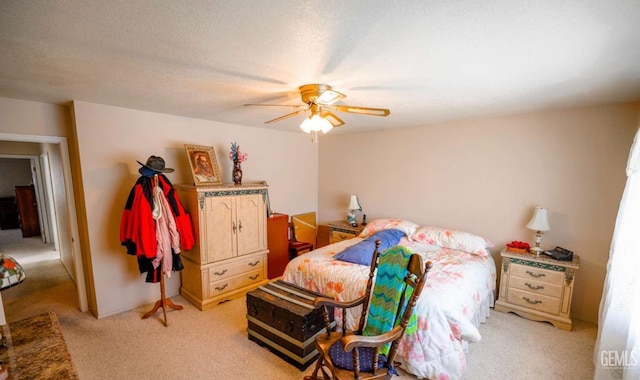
282 219 497 379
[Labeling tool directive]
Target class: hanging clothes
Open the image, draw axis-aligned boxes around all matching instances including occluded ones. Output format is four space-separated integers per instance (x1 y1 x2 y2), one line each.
120 164 194 283
151 178 180 278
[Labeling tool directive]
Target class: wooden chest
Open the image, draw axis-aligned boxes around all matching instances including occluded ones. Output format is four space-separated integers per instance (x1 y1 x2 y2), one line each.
246 280 334 370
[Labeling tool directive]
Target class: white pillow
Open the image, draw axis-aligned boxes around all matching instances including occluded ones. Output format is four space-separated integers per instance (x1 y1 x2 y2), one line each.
412 225 493 256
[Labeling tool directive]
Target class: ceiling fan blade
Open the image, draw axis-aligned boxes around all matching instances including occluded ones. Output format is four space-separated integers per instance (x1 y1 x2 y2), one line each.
321 111 344 127
331 104 390 116
244 103 308 109
317 89 346 105
265 109 308 124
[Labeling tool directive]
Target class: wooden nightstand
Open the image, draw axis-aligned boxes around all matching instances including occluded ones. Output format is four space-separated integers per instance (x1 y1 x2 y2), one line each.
495 249 579 331
327 221 365 244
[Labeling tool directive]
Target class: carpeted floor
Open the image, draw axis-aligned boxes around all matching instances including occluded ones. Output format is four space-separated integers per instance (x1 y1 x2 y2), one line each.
0 228 597 379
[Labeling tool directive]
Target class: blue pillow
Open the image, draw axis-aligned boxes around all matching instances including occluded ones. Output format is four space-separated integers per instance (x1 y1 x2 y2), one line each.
334 229 406 265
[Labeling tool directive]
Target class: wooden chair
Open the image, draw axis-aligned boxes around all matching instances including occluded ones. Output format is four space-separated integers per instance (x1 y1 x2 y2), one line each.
303 241 432 380
291 212 317 247
288 212 317 259
288 221 314 259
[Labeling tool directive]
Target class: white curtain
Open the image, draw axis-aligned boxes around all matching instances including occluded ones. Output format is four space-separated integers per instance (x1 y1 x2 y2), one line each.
594 128 640 379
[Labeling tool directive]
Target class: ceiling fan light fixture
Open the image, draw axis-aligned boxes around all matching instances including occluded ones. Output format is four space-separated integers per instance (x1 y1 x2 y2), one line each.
300 114 333 134
245 83 390 142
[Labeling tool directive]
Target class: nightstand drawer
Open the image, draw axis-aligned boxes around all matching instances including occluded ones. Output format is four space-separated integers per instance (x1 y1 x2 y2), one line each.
509 276 563 298
327 221 365 244
329 230 356 243
507 288 561 315
510 263 564 286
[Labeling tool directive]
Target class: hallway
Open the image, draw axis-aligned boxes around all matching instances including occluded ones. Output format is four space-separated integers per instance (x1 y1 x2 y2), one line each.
0 228 77 323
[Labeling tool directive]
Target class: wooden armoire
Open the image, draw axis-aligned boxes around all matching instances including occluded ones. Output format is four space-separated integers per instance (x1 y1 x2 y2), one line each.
175 183 270 310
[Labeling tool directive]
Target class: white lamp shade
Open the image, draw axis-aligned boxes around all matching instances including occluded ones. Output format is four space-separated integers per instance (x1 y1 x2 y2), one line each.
348 195 362 211
526 207 551 232
300 114 333 134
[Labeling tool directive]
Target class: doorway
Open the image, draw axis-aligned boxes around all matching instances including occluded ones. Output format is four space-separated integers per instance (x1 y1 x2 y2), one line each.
0 133 88 314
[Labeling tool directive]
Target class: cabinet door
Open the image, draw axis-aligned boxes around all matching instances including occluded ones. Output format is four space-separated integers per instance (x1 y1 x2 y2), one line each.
236 193 266 256
204 196 236 263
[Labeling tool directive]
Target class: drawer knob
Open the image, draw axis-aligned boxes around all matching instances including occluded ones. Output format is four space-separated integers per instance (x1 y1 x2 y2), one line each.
522 296 542 305
249 274 259 280
525 282 544 291
214 269 228 276
215 284 228 291
248 261 259 267
526 270 546 278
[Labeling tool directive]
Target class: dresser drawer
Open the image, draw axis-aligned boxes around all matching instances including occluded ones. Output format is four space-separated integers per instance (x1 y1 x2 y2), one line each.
508 276 563 298
510 263 564 286
208 255 265 281
507 288 561 315
209 269 264 297
329 230 356 243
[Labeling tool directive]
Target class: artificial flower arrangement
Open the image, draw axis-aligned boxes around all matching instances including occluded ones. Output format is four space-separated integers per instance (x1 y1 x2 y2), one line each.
506 240 530 253
228 142 248 164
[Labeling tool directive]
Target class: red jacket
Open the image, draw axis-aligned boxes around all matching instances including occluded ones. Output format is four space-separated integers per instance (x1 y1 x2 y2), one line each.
120 174 194 260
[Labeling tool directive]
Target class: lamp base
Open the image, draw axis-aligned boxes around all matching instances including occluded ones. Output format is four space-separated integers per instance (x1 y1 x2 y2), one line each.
347 212 357 227
530 246 544 256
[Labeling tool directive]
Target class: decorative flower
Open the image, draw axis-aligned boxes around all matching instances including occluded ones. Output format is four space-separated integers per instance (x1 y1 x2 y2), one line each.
228 142 248 164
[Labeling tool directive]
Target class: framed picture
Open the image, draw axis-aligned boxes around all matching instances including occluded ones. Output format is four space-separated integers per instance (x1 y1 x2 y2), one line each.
185 144 223 186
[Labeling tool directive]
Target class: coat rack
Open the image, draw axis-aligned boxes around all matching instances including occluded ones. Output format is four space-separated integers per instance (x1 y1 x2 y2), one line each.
141 271 183 327
121 159 195 328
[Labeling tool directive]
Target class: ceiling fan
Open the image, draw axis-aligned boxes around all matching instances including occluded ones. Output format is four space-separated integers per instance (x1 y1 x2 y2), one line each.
244 84 390 140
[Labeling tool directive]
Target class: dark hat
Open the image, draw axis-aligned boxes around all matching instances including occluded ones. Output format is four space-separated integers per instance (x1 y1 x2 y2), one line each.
137 155 174 173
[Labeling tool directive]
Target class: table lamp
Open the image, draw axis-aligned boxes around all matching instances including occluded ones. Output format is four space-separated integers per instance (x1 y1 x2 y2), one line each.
347 195 362 227
526 206 551 255
0 255 26 291
0 255 26 348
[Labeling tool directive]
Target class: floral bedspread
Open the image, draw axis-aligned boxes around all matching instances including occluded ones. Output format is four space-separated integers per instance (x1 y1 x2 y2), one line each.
282 237 497 379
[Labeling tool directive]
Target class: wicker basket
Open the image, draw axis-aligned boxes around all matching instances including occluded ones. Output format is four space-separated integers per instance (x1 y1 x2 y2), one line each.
506 247 528 253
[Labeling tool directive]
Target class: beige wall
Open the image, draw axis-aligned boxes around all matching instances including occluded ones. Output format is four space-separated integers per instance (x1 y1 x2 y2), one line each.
71 101 318 317
319 102 639 323
0 158 32 196
0 97 71 137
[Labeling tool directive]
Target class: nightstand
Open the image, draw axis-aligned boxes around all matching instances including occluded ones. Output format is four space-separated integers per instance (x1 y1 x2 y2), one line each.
327 221 365 244
495 249 579 331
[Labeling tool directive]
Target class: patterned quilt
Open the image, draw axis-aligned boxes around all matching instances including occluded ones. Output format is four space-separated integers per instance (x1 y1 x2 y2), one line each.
282 237 497 379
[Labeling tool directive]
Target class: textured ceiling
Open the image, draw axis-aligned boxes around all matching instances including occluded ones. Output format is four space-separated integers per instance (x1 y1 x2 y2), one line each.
1 1 640 134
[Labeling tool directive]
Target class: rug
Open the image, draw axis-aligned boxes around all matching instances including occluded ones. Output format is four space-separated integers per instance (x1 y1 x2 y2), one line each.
0 311 78 379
